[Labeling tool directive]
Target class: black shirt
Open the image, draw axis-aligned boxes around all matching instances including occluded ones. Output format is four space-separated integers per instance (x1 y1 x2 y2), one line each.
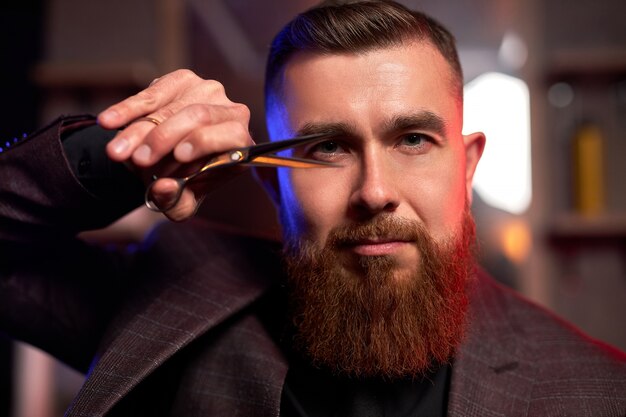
280 357 450 417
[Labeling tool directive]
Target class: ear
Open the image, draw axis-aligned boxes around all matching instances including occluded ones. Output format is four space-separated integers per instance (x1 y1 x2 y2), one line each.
462 131 486 205
253 166 281 207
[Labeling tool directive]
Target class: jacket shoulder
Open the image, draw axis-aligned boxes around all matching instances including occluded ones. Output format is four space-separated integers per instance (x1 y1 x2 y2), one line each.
473 272 625 367
457 271 626 415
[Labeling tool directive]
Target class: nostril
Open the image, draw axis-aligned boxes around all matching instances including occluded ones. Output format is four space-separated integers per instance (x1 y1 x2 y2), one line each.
383 201 399 212
349 191 399 218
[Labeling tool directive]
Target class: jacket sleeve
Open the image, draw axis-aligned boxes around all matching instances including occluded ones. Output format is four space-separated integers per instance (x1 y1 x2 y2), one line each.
0 115 144 371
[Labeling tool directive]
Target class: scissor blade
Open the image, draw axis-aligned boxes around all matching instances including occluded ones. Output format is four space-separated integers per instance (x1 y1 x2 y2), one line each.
248 154 340 169
244 132 331 160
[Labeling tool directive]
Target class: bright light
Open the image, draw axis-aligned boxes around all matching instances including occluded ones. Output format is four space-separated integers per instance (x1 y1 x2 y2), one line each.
464 72 532 214
501 219 532 264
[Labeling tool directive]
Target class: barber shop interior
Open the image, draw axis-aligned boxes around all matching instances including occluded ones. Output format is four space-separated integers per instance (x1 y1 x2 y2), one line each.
1 0 625 415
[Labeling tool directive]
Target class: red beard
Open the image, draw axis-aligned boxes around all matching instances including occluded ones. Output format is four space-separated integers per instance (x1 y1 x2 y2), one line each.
282 210 476 379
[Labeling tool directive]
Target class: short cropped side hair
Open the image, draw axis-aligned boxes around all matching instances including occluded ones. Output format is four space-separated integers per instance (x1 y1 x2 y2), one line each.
264 0 463 109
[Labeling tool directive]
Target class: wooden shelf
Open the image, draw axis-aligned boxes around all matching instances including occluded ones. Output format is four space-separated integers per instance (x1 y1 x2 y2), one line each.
547 47 626 79
548 212 626 244
32 60 159 89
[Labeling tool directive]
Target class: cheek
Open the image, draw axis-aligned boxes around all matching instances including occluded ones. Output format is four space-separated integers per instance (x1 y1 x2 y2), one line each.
404 153 467 239
278 168 349 243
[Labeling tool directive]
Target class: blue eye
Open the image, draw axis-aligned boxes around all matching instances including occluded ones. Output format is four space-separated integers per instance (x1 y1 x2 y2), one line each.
313 140 341 154
402 133 427 146
397 133 434 154
309 140 346 161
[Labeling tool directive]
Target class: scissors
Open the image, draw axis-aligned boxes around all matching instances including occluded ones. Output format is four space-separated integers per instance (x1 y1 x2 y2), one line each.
144 132 337 212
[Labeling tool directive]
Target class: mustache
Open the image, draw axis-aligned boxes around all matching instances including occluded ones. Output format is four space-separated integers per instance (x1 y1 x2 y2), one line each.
326 215 425 248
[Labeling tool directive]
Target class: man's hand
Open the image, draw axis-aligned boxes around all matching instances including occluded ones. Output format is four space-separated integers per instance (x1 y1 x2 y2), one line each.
97 69 253 221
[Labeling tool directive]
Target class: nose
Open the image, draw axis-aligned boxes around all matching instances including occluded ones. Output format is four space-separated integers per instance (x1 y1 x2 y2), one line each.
348 151 400 218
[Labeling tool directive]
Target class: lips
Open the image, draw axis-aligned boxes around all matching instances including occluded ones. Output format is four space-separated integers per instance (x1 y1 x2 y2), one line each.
327 216 421 258
342 237 414 256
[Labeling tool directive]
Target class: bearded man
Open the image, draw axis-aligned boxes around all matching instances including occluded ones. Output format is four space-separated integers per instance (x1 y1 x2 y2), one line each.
1 1 624 416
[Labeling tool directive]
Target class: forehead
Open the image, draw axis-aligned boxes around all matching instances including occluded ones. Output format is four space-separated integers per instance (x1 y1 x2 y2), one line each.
272 41 462 137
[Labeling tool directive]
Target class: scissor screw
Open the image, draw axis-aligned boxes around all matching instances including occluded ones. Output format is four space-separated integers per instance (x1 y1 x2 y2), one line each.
230 150 244 161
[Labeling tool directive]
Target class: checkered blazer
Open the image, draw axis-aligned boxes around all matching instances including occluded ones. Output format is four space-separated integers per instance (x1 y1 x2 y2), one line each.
1 116 625 416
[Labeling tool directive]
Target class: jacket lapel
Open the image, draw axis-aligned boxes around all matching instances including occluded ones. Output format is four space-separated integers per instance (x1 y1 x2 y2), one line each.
65 223 281 416
448 271 535 417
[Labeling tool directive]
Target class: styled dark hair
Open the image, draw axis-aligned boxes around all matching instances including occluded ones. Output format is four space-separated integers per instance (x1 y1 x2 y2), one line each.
264 0 463 108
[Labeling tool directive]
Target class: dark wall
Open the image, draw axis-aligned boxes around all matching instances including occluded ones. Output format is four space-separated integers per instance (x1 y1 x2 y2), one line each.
0 2 43 415
0 2 44 137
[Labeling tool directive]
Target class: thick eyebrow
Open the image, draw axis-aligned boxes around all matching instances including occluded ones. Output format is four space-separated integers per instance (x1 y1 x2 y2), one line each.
294 111 448 140
382 111 448 139
295 121 358 138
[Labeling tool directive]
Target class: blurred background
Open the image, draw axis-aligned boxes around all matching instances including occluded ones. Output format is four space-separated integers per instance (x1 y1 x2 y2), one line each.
1 0 625 415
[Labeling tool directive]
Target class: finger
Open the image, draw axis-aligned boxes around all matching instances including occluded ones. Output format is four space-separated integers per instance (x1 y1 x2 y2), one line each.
97 69 199 129
144 177 179 210
131 103 250 166
106 118 160 162
173 121 253 163
146 178 201 221
144 79 231 133
163 188 200 222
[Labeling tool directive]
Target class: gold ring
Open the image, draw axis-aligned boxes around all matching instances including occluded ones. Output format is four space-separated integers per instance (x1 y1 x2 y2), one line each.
133 116 161 126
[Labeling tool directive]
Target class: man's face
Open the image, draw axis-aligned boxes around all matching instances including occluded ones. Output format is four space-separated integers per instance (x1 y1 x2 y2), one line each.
268 41 483 271
265 41 485 377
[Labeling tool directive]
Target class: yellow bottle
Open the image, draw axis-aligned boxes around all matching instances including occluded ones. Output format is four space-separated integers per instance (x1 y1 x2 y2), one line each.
572 123 605 216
